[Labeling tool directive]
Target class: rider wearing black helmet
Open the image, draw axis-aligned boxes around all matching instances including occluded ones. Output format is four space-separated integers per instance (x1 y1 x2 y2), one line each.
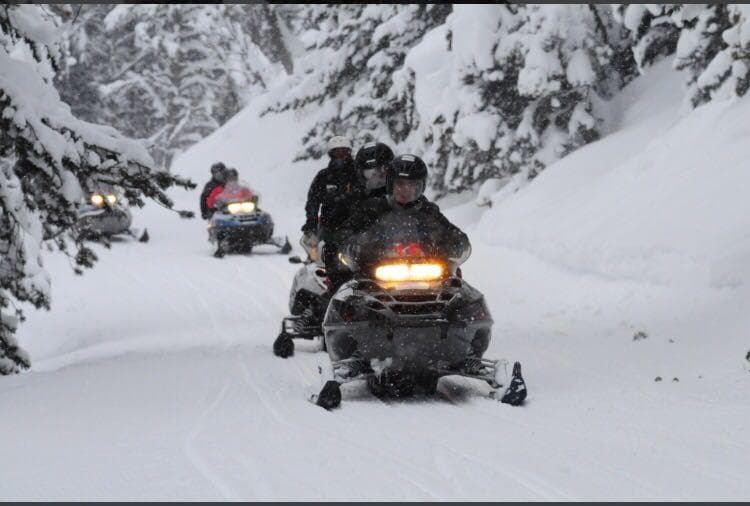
340 154 470 269
354 141 394 199
200 162 227 219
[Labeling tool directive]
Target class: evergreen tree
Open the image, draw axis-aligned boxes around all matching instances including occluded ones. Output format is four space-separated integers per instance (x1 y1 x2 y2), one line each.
0 4 193 374
612 4 681 72
411 4 633 193
264 4 450 160
52 4 113 123
673 5 750 106
54 4 289 168
96 4 220 167
613 5 750 107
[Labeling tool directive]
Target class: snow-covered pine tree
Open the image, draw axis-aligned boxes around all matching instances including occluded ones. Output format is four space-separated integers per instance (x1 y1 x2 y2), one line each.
55 4 287 169
0 4 193 374
209 4 296 122
672 5 750 106
264 4 450 160
96 4 220 167
51 4 113 124
612 4 682 72
410 4 633 194
238 3 295 76
610 5 750 106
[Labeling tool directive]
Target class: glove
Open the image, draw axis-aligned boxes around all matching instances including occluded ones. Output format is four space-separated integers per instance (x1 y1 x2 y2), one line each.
345 242 362 261
300 231 319 258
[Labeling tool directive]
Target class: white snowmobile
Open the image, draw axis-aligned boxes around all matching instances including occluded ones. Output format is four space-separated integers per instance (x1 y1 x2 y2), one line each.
308 211 527 409
273 234 330 357
76 186 149 242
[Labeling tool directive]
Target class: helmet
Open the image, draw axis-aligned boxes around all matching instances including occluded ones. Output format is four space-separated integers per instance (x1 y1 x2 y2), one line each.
211 162 227 181
327 135 352 158
355 141 394 189
387 154 428 205
355 141 394 172
225 167 239 182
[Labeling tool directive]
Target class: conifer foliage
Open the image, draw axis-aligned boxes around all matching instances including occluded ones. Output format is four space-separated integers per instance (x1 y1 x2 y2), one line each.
264 4 450 160
615 5 750 107
412 5 634 192
55 4 292 168
0 4 193 374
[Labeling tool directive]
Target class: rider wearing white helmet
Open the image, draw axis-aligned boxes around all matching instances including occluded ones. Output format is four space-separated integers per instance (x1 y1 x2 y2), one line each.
301 135 365 290
301 135 361 239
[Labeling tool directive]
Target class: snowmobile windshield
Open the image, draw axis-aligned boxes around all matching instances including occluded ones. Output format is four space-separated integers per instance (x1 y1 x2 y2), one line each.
342 211 470 278
215 181 259 207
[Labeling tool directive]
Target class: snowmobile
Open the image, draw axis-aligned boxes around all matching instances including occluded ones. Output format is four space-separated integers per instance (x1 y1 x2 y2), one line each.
308 211 527 409
208 181 291 258
76 186 149 242
273 235 330 358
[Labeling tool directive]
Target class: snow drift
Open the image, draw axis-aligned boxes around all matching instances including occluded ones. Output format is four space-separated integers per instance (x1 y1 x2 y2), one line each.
2 57 750 501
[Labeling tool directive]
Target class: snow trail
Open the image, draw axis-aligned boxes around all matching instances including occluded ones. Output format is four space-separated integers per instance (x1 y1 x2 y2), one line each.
2 60 750 500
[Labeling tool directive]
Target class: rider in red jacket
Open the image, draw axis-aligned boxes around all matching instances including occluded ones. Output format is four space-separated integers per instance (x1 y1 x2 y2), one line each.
205 185 225 212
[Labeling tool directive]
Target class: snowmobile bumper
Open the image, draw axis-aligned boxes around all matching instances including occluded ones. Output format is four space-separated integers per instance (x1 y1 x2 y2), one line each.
322 280 493 372
77 207 132 236
209 211 274 249
324 317 489 372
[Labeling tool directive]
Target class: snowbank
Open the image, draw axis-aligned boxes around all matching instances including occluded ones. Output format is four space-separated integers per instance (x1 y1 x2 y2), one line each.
476 61 750 290
5 50 750 502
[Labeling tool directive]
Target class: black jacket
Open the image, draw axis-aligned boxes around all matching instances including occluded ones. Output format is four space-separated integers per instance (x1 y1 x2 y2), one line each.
364 186 387 199
338 195 471 264
200 179 222 219
301 159 364 240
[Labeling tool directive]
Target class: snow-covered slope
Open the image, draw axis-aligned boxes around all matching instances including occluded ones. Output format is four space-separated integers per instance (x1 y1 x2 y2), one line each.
469 60 750 380
2 62 749 500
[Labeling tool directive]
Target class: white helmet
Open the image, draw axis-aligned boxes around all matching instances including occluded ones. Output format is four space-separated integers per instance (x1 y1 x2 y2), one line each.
327 135 352 155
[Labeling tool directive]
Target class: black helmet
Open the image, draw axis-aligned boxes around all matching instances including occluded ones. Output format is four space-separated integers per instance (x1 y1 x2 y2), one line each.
386 154 428 203
355 142 394 171
355 141 394 189
210 162 227 181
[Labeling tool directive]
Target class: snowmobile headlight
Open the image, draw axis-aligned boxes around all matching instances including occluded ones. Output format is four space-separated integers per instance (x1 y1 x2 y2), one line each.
374 262 444 283
227 201 256 214
106 194 117 205
90 194 105 206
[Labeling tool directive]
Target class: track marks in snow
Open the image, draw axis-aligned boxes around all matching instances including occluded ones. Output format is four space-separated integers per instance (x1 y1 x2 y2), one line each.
183 379 240 499
235 349 441 499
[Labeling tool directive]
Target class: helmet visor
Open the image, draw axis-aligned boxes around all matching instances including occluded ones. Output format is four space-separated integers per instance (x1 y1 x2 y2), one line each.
392 178 423 204
362 165 387 190
330 148 351 160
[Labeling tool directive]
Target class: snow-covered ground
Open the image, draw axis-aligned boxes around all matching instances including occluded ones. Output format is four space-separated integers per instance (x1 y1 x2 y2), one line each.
2 62 749 500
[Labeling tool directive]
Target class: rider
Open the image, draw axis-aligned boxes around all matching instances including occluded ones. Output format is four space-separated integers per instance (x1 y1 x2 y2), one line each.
211 168 258 209
354 141 394 199
340 153 470 267
301 135 363 286
200 162 227 219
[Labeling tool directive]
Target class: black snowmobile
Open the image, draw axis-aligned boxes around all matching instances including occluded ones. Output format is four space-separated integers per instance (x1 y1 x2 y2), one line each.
208 181 291 258
309 211 527 409
76 186 149 242
273 235 330 357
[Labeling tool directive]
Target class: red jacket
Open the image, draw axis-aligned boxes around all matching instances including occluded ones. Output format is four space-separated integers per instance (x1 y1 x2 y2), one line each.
205 185 224 210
